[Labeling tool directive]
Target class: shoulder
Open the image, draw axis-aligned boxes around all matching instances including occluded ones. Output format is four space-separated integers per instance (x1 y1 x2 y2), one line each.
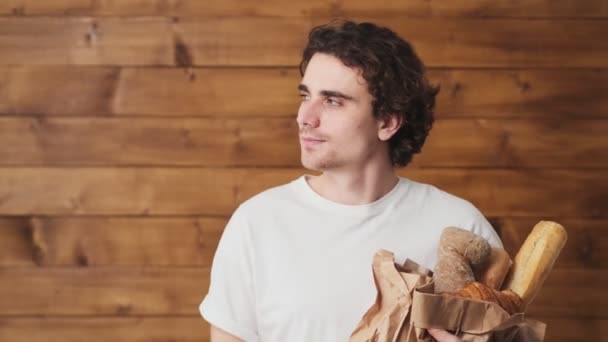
239 179 297 210
403 178 502 247
224 178 304 244
220 180 298 239
405 178 479 215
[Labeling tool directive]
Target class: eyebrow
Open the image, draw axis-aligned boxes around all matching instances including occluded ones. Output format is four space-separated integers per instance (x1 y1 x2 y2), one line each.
298 84 355 101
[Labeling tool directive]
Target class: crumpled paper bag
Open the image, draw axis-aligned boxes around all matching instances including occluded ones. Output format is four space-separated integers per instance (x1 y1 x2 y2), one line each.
350 250 546 342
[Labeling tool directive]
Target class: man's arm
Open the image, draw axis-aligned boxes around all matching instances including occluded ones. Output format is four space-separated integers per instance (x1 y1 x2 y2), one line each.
210 325 244 342
202 206 258 341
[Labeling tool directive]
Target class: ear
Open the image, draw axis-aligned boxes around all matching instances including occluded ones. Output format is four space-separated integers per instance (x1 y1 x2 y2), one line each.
377 113 403 141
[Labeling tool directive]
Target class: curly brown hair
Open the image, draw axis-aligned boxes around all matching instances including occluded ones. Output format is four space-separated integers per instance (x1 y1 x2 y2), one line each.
299 20 439 168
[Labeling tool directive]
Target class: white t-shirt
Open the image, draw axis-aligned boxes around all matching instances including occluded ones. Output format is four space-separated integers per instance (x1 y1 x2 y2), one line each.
199 175 502 341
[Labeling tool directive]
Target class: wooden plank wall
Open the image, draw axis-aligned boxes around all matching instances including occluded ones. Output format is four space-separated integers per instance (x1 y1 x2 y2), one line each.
0 1 607 341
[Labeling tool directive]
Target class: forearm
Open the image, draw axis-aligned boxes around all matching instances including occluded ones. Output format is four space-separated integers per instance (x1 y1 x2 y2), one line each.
210 325 244 342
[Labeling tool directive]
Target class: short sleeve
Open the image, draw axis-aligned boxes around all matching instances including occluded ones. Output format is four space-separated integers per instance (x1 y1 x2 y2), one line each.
469 205 503 248
199 206 260 342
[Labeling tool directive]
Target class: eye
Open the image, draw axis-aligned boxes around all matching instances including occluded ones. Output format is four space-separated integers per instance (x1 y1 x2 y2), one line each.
299 93 310 101
326 97 342 106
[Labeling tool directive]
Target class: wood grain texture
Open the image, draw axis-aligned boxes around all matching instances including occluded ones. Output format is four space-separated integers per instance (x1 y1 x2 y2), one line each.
525 269 608 318
415 118 607 167
171 17 311 67
0 316 606 342
0 317 209 342
178 17 608 67
0 216 225 267
0 2 605 339
0 117 300 166
1 17 606 67
532 317 608 341
0 168 605 217
0 17 174 66
432 69 608 118
1 0 607 18
0 67 299 116
0 268 601 317
0 316 603 342
0 267 209 315
0 167 300 216
1 217 606 269
3 67 606 118
0 117 605 167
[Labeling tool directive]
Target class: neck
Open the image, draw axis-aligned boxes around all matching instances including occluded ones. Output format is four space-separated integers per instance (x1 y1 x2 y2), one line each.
306 160 399 205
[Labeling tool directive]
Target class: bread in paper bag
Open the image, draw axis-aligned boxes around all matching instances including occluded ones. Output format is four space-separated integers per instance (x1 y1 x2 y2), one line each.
350 221 566 341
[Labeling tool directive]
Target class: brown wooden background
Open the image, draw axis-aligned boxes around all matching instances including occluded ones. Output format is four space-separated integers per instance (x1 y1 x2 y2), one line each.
0 1 607 341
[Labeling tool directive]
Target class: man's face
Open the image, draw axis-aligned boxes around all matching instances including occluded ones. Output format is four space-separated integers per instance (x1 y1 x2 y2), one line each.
297 53 382 172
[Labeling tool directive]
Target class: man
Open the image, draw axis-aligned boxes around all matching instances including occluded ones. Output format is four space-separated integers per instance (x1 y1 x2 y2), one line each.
200 20 501 342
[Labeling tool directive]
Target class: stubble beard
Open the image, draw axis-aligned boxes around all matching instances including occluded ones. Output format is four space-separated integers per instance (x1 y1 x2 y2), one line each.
300 146 342 171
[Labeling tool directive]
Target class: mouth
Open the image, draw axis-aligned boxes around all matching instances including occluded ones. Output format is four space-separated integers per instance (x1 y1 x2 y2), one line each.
300 136 325 147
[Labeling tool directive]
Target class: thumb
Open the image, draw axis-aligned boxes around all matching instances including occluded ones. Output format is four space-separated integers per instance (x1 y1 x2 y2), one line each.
427 328 462 342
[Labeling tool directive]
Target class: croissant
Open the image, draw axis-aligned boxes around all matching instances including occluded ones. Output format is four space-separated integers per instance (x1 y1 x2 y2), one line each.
434 227 522 315
446 281 523 315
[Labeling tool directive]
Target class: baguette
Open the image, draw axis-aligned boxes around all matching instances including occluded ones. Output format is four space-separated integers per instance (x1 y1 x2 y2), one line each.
502 221 567 310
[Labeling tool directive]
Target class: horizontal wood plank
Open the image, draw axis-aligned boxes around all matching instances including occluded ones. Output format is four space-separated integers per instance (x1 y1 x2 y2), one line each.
0 316 605 342
172 17 310 67
0 17 174 66
1 0 607 18
526 269 608 318
0 168 605 217
2 67 606 118
178 17 608 67
0 268 602 318
432 69 608 118
1 217 606 269
418 118 607 167
0 117 301 166
0 267 209 315
540 317 608 341
0 66 300 116
0 217 225 267
0 317 209 342
1 17 606 67
0 167 296 216
0 117 605 167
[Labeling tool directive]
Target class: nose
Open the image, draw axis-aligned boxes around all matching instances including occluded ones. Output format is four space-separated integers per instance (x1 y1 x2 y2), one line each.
296 99 320 128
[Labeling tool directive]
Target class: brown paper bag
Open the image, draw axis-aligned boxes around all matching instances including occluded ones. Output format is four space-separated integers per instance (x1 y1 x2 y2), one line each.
350 249 432 342
350 250 546 342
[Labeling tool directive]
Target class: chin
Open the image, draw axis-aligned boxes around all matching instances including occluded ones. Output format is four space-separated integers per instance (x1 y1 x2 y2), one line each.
302 157 341 172
301 160 320 171
301 156 323 171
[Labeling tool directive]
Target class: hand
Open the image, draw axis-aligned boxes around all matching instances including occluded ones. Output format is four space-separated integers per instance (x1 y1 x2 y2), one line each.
428 328 462 342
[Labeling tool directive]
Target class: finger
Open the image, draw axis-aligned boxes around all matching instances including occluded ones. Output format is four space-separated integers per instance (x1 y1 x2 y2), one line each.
427 328 461 342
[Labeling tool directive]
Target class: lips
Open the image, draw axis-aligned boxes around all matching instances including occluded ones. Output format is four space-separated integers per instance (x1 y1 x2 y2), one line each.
300 136 325 147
